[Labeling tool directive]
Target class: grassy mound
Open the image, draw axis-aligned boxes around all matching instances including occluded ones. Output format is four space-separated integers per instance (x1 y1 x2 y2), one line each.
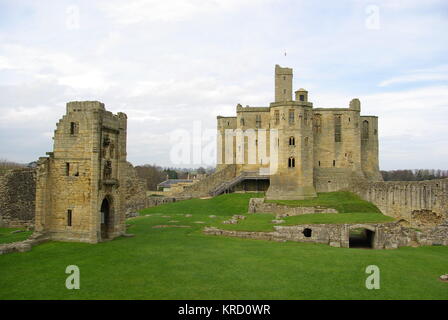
266 191 381 213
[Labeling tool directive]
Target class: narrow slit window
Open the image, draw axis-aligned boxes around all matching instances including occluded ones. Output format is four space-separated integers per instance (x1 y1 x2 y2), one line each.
67 210 72 226
255 115 262 128
334 115 342 142
65 163 70 176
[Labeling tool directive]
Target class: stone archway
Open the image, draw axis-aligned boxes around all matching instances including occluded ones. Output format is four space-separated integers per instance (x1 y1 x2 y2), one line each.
100 196 113 240
349 225 375 249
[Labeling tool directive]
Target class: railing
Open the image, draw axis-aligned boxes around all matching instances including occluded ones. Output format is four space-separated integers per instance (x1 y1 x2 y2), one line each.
209 171 270 197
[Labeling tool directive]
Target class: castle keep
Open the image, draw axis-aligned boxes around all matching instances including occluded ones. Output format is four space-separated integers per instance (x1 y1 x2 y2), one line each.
216 65 382 200
34 101 128 243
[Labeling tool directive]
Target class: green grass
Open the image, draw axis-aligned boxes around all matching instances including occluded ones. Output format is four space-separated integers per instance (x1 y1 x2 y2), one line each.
0 227 32 244
0 193 447 300
212 212 395 232
266 191 382 213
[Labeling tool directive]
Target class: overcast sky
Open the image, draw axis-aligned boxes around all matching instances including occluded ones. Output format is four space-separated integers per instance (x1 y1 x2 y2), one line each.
0 0 447 170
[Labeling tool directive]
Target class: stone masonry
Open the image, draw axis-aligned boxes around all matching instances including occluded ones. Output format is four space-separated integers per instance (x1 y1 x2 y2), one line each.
0 169 36 228
216 65 382 200
35 101 128 243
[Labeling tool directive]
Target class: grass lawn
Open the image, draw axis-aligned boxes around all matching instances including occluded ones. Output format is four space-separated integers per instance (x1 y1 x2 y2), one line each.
0 193 447 300
0 227 32 244
266 191 381 213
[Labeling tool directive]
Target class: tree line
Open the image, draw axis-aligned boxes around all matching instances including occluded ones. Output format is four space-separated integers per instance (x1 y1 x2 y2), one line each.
134 164 215 190
380 169 448 181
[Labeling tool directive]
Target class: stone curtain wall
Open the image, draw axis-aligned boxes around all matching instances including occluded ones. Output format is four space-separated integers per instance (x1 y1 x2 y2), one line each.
204 221 448 249
0 169 36 228
348 178 448 224
122 162 149 215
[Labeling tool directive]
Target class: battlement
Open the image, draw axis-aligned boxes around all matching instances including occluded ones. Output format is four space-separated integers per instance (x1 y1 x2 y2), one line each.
67 101 105 113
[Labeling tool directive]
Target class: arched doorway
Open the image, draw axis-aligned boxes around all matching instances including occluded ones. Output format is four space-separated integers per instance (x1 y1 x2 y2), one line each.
349 227 375 248
100 197 112 240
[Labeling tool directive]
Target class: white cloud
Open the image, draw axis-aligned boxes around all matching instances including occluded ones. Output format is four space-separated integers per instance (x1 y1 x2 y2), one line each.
378 65 448 87
99 0 270 24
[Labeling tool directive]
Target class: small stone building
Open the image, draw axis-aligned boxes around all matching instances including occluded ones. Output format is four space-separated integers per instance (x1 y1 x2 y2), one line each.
34 101 128 243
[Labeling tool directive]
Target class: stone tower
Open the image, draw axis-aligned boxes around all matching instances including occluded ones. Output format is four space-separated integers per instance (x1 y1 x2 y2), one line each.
35 101 128 243
266 66 317 200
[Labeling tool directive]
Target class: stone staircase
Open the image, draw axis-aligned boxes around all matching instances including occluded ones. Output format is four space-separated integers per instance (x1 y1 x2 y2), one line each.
209 171 270 197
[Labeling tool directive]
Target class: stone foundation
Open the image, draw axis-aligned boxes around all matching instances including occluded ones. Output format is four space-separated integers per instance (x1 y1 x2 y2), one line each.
204 221 448 249
248 198 338 217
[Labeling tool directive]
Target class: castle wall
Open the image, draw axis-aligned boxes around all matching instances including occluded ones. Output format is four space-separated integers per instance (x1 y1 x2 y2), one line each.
204 222 448 249
348 178 448 225
360 116 382 181
0 169 35 228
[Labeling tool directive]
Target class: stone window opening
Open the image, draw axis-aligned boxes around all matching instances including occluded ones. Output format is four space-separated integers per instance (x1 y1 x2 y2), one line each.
274 110 280 125
304 137 309 146
288 109 294 125
333 160 336 167
318 160 321 167
303 228 312 237
70 122 79 135
65 163 70 176
288 157 295 168
67 209 72 227
289 136 295 146
283 89 286 94
240 118 245 126
256 115 262 128
334 114 342 142
299 94 305 102
362 120 369 141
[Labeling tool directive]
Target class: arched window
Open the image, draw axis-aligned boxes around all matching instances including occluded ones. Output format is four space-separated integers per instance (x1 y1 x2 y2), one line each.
362 120 369 140
288 157 295 168
289 136 295 146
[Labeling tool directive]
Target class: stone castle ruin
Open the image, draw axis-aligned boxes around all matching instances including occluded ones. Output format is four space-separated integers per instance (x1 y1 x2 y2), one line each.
34 101 129 243
178 65 383 199
0 65 447 250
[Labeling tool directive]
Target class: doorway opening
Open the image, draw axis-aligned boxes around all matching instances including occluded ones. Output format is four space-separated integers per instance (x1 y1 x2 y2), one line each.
100 197 112 240
349 228 375 248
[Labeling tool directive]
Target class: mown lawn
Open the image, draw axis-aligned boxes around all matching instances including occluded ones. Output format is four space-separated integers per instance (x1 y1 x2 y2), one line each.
0 227 32 244
266 191 381 213
0 193 447 300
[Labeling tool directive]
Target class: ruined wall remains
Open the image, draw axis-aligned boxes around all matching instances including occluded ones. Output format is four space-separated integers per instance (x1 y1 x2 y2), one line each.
248 198 338 217
0 169 36 228
35 101 128 243
122 162 148 216
348 178 448 225
204 221 448 249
